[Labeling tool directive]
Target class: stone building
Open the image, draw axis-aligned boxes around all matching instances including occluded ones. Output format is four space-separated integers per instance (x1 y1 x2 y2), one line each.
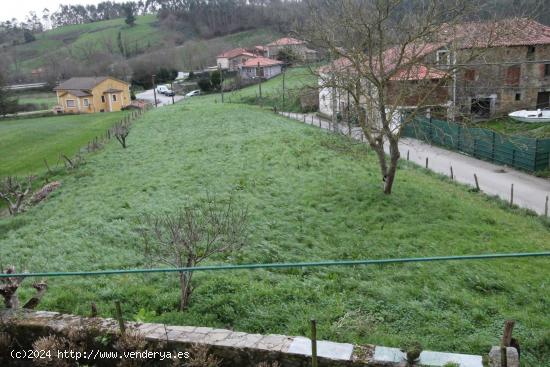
318 18 550 120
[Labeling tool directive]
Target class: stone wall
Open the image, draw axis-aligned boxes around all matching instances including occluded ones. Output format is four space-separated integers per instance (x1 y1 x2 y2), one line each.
1 310 484 367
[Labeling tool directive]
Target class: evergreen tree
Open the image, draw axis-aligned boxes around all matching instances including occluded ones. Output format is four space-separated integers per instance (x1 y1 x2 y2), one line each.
124 5 136 27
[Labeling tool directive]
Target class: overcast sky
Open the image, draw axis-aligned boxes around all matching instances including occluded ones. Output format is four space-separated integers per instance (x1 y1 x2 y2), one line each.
1 0 126 23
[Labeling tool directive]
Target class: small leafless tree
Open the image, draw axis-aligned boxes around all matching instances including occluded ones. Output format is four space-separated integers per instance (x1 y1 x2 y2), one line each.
139 196 248 311
114 121 130 149
299 0 520 194
0 176 36 215
0 266 47 309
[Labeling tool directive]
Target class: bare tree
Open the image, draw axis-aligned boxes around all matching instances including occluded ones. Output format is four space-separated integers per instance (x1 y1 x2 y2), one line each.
139 195 248 311
299 0 517 194
0 266 47 309
114 121 130 148
0 176 35 215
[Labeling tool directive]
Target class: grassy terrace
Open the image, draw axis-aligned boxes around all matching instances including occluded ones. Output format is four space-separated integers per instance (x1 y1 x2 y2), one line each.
477 116 550 139
0 98 549 365
0 112 126 177
224 66 318 112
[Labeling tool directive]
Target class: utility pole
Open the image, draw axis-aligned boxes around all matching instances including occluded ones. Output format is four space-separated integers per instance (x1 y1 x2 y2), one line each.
282 68 286 110
152 74 158 108
258 61 262 99
218 63 224 103
170 80 175 105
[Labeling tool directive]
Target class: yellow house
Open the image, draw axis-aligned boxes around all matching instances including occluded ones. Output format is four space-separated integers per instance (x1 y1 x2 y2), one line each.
53 76 131 113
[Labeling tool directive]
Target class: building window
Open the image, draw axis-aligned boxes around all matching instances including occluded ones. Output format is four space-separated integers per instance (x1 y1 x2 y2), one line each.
66 99 75 108
101 96 105 103
464 69 476 81
112 94 117 102
506 65 521 86
545 64 550 77
515 93 521 101
83 98 89 107
436 50 450 66
527 45 536 59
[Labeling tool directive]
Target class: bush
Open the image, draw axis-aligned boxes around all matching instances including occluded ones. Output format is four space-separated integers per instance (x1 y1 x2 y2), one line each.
198 78 213 92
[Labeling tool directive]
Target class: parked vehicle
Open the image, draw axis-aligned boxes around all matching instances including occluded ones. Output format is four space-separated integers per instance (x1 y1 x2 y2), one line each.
185 90 201 98
156 85 169 95
165 90 176 97
508 109 550 123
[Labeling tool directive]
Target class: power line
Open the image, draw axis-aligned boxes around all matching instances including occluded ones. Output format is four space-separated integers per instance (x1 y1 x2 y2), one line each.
1 252 549 279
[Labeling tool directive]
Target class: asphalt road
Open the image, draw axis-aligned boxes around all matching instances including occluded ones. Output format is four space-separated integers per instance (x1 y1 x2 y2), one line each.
136 89 185 107
283 112 550 216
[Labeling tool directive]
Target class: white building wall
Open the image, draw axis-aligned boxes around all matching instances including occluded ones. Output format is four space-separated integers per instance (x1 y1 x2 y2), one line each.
216 57 229 69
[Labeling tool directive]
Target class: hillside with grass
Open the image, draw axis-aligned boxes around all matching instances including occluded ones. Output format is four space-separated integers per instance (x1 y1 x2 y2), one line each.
6 14 281 76
12 15 172 73
1 98 549 365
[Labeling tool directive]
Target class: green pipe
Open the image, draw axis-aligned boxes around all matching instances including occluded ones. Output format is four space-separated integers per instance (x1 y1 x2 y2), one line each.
1 252 548 279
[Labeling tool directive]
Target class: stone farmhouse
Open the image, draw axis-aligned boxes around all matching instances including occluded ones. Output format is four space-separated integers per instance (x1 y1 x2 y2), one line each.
265 37 318 62
319 18 550 120
53 76 131 114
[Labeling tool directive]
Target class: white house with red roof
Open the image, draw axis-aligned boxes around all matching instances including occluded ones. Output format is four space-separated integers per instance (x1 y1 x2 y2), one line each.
239 57 284 80
216 48 256 71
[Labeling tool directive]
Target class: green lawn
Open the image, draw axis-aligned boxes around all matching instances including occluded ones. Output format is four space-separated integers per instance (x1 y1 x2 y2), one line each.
0 112 127 177
0 99 549 365
477 116 550 138
223 66 318 112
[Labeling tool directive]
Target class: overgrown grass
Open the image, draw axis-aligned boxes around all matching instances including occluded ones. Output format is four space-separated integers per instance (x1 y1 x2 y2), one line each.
477 116 550 138
0 112 127 177
222 66 318 112
0 99 549 365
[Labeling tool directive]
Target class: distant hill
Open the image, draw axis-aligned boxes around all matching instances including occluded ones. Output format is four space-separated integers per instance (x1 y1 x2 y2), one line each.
2 14 281 83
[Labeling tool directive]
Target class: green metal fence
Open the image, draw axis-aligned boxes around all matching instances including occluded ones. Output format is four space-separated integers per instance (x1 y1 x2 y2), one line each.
403 117 550 172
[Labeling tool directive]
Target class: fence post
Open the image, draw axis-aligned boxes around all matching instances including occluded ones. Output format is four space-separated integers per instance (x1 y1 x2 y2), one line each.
450 166 454 180
510 184 514 207
114 301 126 334
407 150 410 161
425 157 429 169
311 319 318 367
474 174 480 191
545 195 549 217
491 131 496 162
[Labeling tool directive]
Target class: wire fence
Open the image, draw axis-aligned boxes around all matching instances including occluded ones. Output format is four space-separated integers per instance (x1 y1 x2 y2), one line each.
403 117 550 172
2 252 549 278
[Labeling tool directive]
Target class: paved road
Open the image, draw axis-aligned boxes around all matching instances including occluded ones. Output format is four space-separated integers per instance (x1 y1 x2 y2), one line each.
282 112 550 216
136 89 185 107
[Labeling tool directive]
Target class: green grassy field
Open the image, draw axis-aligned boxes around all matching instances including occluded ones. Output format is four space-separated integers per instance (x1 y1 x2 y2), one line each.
0 112 127 177
477 117 550 138
222 66 318 112
0 98 549 365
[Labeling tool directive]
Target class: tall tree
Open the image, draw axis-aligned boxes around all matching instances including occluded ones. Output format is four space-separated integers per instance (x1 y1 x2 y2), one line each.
124 4 136 27
300 0 518 194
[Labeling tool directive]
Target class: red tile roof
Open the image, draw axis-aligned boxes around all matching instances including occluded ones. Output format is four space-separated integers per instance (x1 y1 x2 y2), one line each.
267 37 305 47
444 18 550 48
241 57 284 67
217 48 255 59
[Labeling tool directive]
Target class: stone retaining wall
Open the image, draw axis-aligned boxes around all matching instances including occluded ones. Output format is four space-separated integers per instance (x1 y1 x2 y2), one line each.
1 310 484 367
